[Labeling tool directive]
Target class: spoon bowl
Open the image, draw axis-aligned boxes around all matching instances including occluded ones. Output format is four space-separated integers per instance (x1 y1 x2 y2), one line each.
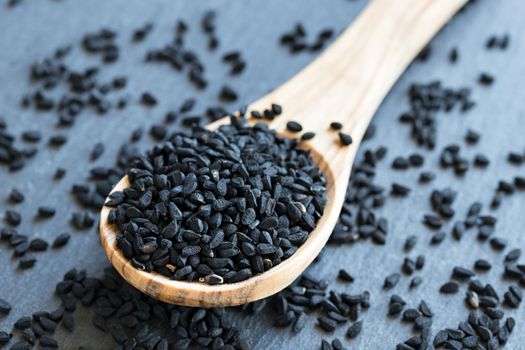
100 0 468 307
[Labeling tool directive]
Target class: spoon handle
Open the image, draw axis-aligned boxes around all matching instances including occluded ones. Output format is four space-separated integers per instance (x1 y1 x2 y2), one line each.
256 0 468 152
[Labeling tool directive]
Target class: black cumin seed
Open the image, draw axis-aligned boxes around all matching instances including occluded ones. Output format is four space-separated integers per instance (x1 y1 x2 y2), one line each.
423 214 443 229
404 235 417 251
474 259 492 271
392 157 409 170
39 335 58 348
0 331 10 345
473 154 489 167
416 45 431 62
391 183 410 196
331 338 344 350
464 129 480 144
219 86 238 102
286 121 303 133
346 321 363 339
505 248 521 263
140 92 157 106
53 167 66 180
408 153 424 167
132 22 153 42
0 298 11 315
448 47 458 63
440 281 459 294
38 206 56 218
419 171 435 184
19 256 36 269
90 142 105 161
222 51 240 62
149 124 167 140
489 237 507 250
5 209 22 226
22 130 41 143
271 104 282 116
415 255 425 270
410 276 423 289
9 188 25 203
53 232 71 248
338 269 354 283
318 316 337 332
321 339 331 350
329 122 342 130
507 152 523 165
478 72 494 86
384 273 401 289
48 134 67 147
452 266 474 280
29 238 48 251
15 316 32 329
301 132 315 141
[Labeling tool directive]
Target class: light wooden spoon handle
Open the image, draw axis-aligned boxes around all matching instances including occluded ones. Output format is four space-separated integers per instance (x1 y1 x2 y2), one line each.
257 0 467 155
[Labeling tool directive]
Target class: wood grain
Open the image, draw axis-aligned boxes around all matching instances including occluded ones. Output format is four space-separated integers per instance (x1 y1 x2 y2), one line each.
99 0 468 307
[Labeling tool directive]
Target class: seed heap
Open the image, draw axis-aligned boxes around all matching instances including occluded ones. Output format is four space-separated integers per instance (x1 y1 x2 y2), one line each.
106 115 327 283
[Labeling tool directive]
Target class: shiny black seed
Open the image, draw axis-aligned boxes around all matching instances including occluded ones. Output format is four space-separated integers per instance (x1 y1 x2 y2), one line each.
15 316 32 329
140 92 157 106
505 248 521 262
5 209 22 226
38 206 56 218
474 259 492 271
452 266 474 280
478 72 494 86
339 133 353 146
384 273 401 289
392 157 410 169
90 142 105 161
0 298 11 315
410 276 423 289
301 132 316 141
219 86 237 102
338 269 354 283
9 188 25 203
391 183 410 196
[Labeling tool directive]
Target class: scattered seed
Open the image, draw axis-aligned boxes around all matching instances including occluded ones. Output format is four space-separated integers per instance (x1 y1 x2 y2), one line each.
440 281 459 294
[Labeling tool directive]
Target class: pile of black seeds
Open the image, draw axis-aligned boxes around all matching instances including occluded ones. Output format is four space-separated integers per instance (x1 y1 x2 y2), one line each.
106 115 328 283
2 0 525 349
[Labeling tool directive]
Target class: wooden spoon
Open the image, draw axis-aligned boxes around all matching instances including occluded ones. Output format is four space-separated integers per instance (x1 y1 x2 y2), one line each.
100 0 467 307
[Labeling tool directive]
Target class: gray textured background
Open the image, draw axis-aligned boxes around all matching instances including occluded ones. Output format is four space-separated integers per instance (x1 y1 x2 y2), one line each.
1 0 524 349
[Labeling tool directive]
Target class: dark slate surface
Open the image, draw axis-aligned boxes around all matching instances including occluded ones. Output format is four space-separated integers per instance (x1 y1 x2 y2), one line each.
1 0 524 349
